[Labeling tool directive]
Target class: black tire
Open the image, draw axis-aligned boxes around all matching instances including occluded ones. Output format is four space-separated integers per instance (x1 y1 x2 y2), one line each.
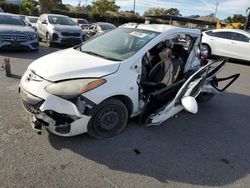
202 44 211 58
87 98 128 139
46 33 53 47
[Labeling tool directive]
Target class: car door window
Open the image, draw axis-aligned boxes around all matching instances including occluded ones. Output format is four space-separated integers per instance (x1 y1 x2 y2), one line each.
231 33 249 42
211 31 233 39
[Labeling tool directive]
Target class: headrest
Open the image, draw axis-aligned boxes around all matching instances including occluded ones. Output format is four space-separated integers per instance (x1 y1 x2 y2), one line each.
159 48 172 61
172 44 185 58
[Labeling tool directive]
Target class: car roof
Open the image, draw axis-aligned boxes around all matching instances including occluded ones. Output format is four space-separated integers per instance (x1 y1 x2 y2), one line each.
44 14 69 17
0 13 18 16
27 16 38 18
75 18 87 20
96 22 115 25
121 24 200 34
206 29 250 37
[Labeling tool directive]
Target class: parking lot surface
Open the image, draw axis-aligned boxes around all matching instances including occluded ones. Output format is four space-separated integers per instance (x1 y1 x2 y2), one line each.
0 43 250 187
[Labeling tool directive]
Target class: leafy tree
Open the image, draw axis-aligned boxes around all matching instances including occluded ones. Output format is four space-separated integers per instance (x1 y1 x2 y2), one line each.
225 14 246 23
91 0 120 14
22 0 36 15
144 7 181 16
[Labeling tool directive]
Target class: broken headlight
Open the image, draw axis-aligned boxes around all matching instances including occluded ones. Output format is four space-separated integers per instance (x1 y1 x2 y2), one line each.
45 79 106 99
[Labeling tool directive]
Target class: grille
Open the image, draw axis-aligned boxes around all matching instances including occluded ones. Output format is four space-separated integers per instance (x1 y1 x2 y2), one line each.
61 32 80 37
0 34 30 42
21 99 44 114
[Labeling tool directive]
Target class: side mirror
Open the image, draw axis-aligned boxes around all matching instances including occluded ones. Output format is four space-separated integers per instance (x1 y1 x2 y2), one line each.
42 21 47 25
181 96 198 114
27 23 32 27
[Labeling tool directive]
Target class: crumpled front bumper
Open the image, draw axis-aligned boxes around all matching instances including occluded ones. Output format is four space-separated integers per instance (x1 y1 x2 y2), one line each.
19 85 91 137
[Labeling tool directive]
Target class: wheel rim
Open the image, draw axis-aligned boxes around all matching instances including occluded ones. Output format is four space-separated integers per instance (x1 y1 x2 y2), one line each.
202 45 209 56
96 107 119 131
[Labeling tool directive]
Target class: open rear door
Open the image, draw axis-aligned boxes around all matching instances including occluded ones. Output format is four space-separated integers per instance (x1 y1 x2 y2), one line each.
139 60 233 126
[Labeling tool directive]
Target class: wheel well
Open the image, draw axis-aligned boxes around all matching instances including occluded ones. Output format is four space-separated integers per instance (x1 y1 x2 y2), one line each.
107 95 133 116
202 43 212 54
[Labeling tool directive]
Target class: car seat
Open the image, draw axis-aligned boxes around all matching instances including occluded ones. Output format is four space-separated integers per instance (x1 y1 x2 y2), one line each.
141 48 183 93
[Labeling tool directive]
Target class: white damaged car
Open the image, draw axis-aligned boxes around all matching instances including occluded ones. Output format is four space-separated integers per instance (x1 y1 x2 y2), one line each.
19 24 239 138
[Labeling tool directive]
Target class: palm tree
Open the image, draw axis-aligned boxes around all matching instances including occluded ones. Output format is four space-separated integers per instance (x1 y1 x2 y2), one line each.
22 1 36 15
39 0 52 13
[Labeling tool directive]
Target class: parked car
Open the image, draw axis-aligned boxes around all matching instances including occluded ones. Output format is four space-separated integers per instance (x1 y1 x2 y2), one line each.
0 13 39 51
18 14 28 24
26 16 38 30
202 29 250 61
37 14 85 47
71 18 89 29
84 22 116 40
19 24 239 138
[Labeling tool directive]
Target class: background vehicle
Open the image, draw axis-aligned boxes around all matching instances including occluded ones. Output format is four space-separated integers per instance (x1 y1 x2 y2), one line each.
19 24 239 138
202 29 250 61
0 13 39 51
26 16 38 30
37 14 85 47
71 18 89 29
83 22 116 40
18 14 29 25
216 21 243 29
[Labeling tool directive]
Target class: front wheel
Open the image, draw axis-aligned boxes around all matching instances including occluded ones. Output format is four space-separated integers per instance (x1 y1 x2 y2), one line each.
201 44 211 58
46 33 54 47
87 99 128 139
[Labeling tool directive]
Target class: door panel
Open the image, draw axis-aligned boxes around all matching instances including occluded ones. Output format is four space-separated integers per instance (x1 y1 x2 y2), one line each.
139 60 225 126
229 40 250 61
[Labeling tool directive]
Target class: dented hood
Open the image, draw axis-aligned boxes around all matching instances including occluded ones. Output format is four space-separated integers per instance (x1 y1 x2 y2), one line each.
28 48 120 81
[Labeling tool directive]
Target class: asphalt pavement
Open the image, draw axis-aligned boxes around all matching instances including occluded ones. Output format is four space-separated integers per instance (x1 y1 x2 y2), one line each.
0 43 250 188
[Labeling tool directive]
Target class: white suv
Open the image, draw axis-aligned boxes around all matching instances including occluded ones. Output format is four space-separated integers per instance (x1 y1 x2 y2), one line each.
202 29 250 61
37 14 85 47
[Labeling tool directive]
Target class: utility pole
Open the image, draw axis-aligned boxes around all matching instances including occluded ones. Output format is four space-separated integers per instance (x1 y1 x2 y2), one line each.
78 0 81 7
214 2 219 19
133 0 136 13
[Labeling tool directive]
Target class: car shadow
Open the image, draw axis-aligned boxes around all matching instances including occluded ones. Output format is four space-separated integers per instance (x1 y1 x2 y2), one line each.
48 92 250 186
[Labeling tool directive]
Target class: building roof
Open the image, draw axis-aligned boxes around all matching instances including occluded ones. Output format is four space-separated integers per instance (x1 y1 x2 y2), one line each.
145 15 216 26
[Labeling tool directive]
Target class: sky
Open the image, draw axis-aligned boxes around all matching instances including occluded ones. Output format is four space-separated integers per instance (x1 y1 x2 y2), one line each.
62 0 250 19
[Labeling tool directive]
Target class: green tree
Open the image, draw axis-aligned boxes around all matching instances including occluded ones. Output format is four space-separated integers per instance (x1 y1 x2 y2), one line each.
144 7 181 16
91 0 120 14
22 0 36 15
225 14 246 23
